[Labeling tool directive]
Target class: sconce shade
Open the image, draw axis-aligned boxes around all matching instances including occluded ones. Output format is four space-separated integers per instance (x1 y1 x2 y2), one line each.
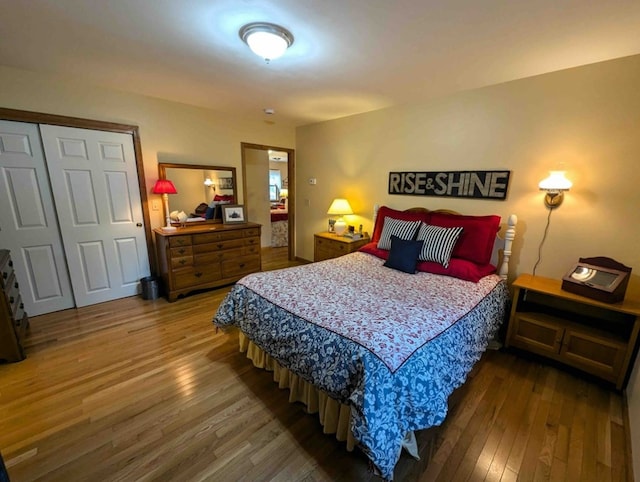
327 198 353 216
152 179 177 195
239 22 294 62
538 171 572 208
538 171 572 192
204 178 214 187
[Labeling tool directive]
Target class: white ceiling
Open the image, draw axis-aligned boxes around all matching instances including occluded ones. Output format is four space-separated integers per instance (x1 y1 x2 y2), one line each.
2 0 640 126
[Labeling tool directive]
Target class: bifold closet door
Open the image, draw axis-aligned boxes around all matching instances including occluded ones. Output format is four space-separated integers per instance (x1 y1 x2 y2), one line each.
40 125 150 308
0 120 75 316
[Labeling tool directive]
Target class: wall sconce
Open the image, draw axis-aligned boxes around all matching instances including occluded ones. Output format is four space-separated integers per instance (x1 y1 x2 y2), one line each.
538 170 572 208
327 198 353 236
204 178 215 191
152 179 178 232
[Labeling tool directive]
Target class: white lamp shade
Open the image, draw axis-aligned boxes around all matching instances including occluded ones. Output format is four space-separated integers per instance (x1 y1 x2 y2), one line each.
538 171 572 192
327 198 353 216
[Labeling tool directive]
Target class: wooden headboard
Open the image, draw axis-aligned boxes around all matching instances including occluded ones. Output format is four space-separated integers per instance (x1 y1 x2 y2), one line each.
372 205 517 281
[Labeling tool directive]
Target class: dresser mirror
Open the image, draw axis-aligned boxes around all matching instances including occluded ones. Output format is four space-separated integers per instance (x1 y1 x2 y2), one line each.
158 163 238 224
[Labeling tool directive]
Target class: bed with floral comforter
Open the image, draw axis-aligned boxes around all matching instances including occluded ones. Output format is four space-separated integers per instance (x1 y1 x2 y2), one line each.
213 250 509 479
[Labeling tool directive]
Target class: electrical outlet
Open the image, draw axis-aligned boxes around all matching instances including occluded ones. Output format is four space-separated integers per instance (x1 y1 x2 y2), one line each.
152 200 160 211
308 178 317 185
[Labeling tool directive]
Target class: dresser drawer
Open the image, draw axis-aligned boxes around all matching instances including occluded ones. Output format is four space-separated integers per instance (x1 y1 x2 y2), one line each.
243 228 261 238
244 236 260 248
193 238 245 253
169 235 192 247
243 244 260 256
193 230 244 244
222 256 261 278
173 266 222 289
170 255 194 269
170 245 193 258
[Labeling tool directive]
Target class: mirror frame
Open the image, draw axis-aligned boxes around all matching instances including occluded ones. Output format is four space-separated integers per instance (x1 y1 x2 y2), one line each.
158 162 238 224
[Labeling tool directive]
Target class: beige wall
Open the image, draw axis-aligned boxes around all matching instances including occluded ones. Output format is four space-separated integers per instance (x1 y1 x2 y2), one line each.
295 55 640 279
295 54 640 477
0 65 295 229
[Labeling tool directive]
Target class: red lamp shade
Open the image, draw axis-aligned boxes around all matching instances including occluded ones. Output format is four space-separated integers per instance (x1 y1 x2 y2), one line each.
152 179 177 195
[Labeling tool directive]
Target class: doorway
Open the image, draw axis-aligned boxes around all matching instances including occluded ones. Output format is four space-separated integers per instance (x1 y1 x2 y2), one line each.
241 143 295 260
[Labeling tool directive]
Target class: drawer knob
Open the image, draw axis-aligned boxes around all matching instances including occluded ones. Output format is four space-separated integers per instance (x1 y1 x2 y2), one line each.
195 272 203 278
239 263 245 268
178 248 186 254
179 259 186 265
217 243 223 249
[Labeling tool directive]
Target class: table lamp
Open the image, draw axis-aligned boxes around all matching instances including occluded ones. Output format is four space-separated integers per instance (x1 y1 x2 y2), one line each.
327 198 353 236
152 179 178 232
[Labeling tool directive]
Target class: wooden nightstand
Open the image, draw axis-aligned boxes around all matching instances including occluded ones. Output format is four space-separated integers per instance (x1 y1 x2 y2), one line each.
314 232 370 262
505 273 640 389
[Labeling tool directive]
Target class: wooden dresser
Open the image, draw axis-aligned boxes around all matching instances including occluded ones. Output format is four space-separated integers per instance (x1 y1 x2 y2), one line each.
314 232 370 262
0 250 28 362
506 273 640 389
154 223 262 301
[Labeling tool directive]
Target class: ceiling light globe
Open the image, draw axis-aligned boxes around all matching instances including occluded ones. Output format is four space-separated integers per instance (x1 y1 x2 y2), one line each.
247 31 288 60
240 22 294 62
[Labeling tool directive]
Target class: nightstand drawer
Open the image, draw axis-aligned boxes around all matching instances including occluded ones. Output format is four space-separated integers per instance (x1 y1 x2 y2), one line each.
314 233 370 262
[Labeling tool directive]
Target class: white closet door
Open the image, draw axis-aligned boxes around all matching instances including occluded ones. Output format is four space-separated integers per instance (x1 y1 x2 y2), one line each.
0 120 75 316
40 125 150 307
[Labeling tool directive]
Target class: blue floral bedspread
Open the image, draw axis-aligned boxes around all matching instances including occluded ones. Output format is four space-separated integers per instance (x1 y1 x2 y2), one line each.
213 252 509 479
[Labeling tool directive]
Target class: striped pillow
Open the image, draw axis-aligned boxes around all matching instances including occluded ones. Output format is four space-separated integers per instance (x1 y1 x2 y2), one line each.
377 217 421 250
416 223 463 268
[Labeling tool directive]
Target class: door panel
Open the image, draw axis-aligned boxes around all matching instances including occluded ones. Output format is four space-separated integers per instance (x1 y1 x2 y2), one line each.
0 120 75 315
40 125 150 307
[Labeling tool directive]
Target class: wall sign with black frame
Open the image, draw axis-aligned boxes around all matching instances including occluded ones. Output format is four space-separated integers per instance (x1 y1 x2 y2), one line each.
388 170 510 200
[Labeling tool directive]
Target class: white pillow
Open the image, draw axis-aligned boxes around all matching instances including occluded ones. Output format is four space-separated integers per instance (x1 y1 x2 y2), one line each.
416 223 463 268
377 217 422 250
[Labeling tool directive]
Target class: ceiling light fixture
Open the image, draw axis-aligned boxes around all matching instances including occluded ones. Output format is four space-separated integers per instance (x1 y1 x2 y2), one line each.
239 22 294 62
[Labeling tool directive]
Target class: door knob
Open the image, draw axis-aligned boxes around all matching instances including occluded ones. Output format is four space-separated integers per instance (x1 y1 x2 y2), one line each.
136 223 143 227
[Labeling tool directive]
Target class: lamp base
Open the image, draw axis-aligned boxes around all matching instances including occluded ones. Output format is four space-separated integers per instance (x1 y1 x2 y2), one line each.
162 225 177 232
334 219 347 236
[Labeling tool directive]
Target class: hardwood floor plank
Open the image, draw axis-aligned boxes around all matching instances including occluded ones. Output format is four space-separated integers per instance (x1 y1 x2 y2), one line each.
0 248 632 481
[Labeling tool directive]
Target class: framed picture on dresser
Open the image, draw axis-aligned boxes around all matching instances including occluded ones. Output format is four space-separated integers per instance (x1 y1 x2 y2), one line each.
222 205 246 224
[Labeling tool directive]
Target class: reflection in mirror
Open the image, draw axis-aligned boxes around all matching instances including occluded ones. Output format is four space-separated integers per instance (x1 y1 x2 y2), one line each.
158 163 237 224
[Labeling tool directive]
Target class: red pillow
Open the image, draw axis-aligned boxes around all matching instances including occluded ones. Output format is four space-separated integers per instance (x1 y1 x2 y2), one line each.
429 212 500 265
371 206 431 244
214 194 235 203
358 242 496 282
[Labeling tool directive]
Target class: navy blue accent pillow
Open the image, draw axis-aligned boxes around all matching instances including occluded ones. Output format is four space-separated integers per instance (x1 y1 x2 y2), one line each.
383 235 424 274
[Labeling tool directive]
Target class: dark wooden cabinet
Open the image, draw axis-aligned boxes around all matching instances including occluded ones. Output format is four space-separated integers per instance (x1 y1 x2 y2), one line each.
0 249 29 362
314 232 370 262
506 274 640 389
154 223 262 301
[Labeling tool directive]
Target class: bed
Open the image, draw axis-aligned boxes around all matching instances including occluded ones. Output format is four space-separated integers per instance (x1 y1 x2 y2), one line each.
270 208 288 247
213 206 517 479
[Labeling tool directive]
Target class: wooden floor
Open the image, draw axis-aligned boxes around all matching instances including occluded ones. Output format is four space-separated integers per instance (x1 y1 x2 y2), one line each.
0 247 632 481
